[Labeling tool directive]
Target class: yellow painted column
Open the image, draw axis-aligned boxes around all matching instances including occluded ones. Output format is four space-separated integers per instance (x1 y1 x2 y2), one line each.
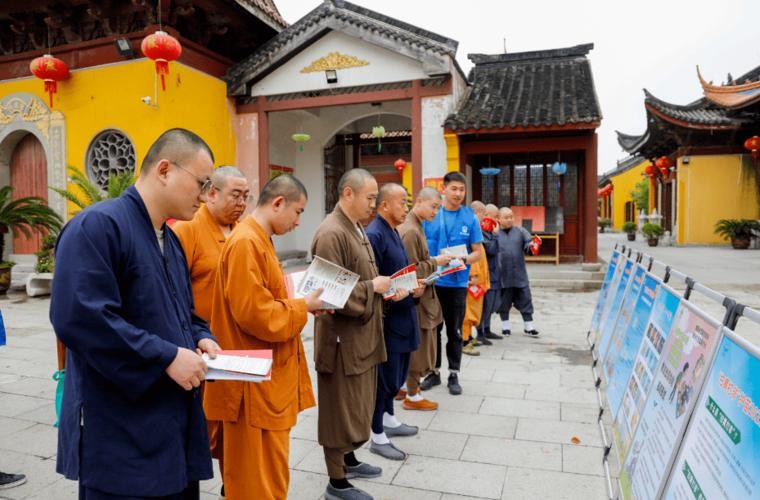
402 162 413 195
676 161 688 245
444 133 460 172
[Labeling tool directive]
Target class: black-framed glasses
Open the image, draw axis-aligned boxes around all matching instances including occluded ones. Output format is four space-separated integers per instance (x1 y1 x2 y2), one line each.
171 161 213 194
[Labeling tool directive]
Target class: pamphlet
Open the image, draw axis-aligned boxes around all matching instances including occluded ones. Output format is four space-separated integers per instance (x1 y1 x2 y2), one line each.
295 256 360 309
383 264 418 300
424 258 467 284
440 244 468 258
203 350 273 382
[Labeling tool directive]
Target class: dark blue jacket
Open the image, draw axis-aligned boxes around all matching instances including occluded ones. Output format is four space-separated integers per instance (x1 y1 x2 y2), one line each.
50 186 214 496
367 216 420 354
497 225 532 289
482 230 501 289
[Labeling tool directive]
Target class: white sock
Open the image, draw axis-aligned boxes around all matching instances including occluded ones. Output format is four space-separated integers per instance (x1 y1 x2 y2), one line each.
407 391 423 402
501 320 511 331
449 369 459 376
383 412 401 428
400 382 408 392
371 431 390 445
525 321 535 331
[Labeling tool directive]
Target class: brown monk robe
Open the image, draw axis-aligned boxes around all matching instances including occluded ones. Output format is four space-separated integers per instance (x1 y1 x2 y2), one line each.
203 175 325 500
397 187 453 411
311 168 392 500
173 167 249 486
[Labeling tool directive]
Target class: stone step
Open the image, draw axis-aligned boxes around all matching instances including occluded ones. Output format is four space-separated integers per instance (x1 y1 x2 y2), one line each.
530 278 602 290
528 270 604 281
9 255 36 290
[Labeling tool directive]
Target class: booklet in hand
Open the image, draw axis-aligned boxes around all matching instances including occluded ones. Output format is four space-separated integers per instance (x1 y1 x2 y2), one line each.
293 256 359 310
203 350 273 383
424 258 467 285
382 264 418 300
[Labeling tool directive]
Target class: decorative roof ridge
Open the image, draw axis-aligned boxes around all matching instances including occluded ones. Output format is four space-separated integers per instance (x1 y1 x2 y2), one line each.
468 43 593 66
616 129 649 153
643 88 708 112
234 0 289 30
697 65 760 93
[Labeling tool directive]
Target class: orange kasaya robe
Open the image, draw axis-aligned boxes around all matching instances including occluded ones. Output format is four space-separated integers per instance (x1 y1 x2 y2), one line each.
463 254 490 341
203 217 316 500
172 204 234 471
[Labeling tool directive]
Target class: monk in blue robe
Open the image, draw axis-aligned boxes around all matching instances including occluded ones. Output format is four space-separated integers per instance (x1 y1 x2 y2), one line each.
366 183 420 461
50 128 221 499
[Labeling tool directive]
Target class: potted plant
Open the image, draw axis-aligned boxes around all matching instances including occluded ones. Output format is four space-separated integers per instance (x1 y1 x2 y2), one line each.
622 221 637 241
0 186 63 294
641 222 664 247
714 219 760 249
598 218 611 233
51 166 134 214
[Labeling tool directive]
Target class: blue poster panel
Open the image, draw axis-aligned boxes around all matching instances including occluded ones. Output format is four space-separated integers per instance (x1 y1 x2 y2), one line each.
590 250 622 336
597 259 635 362
663 332 760 500
619 301 721 500
0 309 5 346
603 271 659 416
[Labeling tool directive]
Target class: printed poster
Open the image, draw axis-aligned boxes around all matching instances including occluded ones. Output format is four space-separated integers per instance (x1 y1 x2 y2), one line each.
590 250 621 338
602 270 657 416
597 259 635 363
613 284 680 461
620 301 721 500
663 333 760 500
0 309 5 346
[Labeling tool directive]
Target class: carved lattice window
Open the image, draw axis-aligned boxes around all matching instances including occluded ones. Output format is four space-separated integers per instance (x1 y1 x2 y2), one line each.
86 130 136 188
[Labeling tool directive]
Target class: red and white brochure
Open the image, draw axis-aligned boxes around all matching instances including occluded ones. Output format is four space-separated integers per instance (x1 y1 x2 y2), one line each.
383 264 418 300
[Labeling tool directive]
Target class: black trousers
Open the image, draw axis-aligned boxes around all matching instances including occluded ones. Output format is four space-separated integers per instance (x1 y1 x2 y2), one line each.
498 286 534 322
79 482 199 500
371 350 410 433
478 287 502 334
434 286 467 372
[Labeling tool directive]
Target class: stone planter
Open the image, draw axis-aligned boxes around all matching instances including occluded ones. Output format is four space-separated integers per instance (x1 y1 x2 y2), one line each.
647 237 659 247
730 237 751 249
26 272 53 297
0 267 10 294
627 233 636 241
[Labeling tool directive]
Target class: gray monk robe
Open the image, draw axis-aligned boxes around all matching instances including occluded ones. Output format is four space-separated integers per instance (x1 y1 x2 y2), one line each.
311 204 386 478
398 211 442 393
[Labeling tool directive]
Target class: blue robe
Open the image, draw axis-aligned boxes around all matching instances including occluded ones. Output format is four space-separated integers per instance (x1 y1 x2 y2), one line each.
50 186 214 496
366 216 419 354
497 226 532 288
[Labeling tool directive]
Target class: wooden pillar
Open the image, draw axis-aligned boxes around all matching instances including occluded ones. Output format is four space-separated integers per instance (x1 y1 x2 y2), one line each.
411 80 422 194
258 97 269 194
583 133 598 263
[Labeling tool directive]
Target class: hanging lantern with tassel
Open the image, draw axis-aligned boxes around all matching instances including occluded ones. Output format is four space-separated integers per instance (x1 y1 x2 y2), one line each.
551 161 567 175
394 158 406 173
29 54 70 108
744 135 760 159
141 31 182 91
372 125 385 152
292 133 311 152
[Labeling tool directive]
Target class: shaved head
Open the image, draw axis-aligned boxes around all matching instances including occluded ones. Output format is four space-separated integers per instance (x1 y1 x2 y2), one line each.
486 203 499 218
140 128 214 175
211 165 246 189
377 183 406 207
257 174 307 207
499 207 513 216
416 187 441 201
338 168 375 198
471 200 485 211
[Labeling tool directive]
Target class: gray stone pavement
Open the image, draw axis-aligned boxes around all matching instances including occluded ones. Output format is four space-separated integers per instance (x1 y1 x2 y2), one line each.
0 284 609 500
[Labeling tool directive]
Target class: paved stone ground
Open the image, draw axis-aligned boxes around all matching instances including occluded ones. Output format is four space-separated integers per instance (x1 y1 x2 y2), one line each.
0 283 609 500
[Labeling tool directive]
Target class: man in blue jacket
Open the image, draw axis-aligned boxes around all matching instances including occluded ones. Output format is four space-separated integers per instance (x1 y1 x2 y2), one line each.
366 183 420 461
50 128 221 499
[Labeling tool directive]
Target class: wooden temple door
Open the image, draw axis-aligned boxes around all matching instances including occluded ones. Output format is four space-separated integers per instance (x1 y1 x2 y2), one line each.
9 134 47 254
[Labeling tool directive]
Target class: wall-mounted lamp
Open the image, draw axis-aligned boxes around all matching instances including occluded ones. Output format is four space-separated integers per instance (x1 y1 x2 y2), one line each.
325 69 338 84
114 38 135 57
682 156 690 164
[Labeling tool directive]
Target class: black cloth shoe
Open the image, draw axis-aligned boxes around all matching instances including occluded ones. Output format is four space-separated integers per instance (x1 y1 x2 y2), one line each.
447 373 462 395
420 372 441 391
502 329 511 337
478 336 493 346
485 331 503 340
523 329 540 338
0 472 26 490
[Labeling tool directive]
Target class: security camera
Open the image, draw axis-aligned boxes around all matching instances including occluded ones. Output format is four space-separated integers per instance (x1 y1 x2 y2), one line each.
141 96 152 105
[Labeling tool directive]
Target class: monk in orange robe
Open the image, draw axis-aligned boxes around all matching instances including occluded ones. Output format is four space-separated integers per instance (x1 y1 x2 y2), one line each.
203 175 326 500
462 201 490 356
173 166 249 492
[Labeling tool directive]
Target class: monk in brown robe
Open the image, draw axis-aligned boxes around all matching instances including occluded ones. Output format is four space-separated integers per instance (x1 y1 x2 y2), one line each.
397 187 453 410
203 175 325 500
312 168 392 500
173 166 249 495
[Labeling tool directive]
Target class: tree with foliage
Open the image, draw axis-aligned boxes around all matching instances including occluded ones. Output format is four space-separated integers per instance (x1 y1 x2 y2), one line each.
0 186 63 264
50 166 135 214
630 179 649 213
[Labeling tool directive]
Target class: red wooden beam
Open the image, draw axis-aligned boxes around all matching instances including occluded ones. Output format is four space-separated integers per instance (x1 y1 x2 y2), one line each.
445 122 599 135
461 135 594 155
257 97 269 195
411 80 423 194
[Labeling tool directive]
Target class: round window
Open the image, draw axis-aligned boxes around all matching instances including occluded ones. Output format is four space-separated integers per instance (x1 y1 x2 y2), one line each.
86 130 136 189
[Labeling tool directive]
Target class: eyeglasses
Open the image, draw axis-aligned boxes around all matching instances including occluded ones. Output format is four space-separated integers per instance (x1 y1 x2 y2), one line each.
228 191 254 205
171 161 213 194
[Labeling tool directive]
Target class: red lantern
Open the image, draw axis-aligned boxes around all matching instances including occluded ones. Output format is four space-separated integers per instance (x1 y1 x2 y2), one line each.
141 31 182 91
644 164 656 177
29 54 70 108
394 158 407 173
744 136 760 159
655 156 672 170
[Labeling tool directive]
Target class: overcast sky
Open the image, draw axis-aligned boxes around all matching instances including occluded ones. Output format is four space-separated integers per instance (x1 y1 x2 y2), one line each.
276 0 760 174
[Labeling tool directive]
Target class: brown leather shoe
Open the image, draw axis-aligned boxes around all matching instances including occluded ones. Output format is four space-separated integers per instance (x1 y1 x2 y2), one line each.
403 398 439 411
394 389 407 401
